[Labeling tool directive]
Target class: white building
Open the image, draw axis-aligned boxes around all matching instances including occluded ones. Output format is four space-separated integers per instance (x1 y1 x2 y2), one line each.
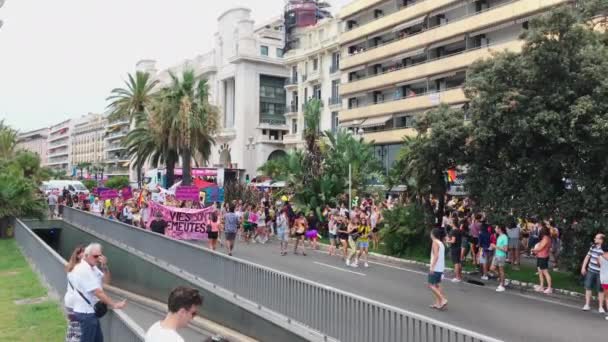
16 127 49 165
283 17 341 149
71 113 106 175
46 119 73 174
139 7 291 180
103 118 131 179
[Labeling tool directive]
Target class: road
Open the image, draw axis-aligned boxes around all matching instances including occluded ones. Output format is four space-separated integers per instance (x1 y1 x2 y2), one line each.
204 240 607 342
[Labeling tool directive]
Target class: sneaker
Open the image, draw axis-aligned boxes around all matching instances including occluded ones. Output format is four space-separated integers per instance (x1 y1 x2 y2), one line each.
481 275 489 281
600 307 605 314
364 262 369 268
582 305 591 311
496 286 506 292
451 278 462 283
346 259 350 266
605 316 608 321
534 285 544 292
543 288 553 295
351 262 359 268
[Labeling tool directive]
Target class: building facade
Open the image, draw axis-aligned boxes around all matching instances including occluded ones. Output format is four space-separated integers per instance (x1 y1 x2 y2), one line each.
283 17 341 149
337 0 568 174
103 118 131 179
46 119 73 174
16 127 49 165
71 113 106 173
140 7 292 179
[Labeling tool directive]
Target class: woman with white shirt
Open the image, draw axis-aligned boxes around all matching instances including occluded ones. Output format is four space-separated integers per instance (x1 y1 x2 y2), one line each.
64 246 84 342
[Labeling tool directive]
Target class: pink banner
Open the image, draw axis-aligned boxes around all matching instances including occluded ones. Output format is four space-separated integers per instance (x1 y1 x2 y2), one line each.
99 189 119 200
147 201 215 240
174 168 217 177
121 186 133 200
175 185 200 201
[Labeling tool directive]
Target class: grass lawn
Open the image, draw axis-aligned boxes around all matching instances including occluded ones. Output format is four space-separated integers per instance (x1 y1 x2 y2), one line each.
318 237 582 293
0 239 66 342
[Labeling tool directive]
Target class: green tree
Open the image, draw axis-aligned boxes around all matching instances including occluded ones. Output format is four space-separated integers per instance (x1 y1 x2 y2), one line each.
106 71 159 186
82 179 97 191
463 6 608 270
104 176 130 190
0 120 17 159
76 162 91 179
157 70 219 186
390 105 469 222
381 203 432 257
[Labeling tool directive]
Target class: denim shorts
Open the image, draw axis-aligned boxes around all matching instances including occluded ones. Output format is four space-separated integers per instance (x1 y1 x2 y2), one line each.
584 271 604 292
276 229 288 242
428 272 443 285
493 255 506 267
358 241 369 248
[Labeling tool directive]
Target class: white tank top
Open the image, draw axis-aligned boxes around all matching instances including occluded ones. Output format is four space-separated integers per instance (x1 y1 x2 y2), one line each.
431 240 445 273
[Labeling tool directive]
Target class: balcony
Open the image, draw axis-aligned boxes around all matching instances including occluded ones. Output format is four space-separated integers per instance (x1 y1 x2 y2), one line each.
362 128 417 144
341 0 457 44
48 150 69 159
257 135 285 145
106 167 130 176
46 160 69 167
341 0 567 70
340 87 466 122
341 40 523 96
105 130 128 140
285 77 298 88
302 74 308 82
105 143 125 152
284 104 299 116
328 96 342 108
48 134 69 143
340 0 388 20
306 70 321 83
49 140 69 149
283 132 304 145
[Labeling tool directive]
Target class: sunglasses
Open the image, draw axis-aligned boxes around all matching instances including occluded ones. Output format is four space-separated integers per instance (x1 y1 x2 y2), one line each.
92 254 102 259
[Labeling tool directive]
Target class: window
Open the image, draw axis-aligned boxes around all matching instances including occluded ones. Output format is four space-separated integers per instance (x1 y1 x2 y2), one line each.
313 84 321 100
261 45 269 56
276 48 284 58
313 58 319 71
292 119 298 133
331 80 340 99
331 112 339 133
395 115 416 128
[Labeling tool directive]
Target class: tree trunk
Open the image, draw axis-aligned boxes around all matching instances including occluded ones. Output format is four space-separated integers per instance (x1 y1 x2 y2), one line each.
137 165 142 189
182 148 193 186
166 153 176 188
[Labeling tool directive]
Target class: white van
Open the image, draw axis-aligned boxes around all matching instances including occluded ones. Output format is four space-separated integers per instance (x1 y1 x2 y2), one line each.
43 180 90 196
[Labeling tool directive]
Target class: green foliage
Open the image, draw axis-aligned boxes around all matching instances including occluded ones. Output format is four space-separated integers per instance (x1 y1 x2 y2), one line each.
223 182 263 207
380 203 432 257
104 176 129 190
390 105 469 220
0 120 17 159
82 179 98 191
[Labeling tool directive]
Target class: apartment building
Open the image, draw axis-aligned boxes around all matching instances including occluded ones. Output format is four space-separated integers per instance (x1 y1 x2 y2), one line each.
338 0 568 173
139 8 291 179
283 17 342 149
71 113 106 172
103 118 131 178
46 119 73 174
16 127 49 165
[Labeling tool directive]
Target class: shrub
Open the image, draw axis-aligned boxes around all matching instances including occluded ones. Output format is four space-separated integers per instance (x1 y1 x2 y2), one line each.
380 203 432 257
82 179 98 191
104 176 129 190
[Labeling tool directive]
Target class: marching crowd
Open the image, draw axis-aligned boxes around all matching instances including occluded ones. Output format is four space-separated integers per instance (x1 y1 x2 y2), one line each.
52 186 608 342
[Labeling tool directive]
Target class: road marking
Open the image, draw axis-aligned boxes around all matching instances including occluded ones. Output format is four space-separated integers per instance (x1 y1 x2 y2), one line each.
367 260 429 275
313 262 366 276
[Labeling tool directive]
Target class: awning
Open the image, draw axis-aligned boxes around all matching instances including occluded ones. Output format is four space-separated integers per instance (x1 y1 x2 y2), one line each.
390 48 426 62
429 71 458 81
360 115 393 128
340 119 363 128
391 17 426 32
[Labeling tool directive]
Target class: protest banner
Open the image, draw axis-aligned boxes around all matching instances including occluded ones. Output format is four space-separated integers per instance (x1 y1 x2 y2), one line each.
175 185 200 201
204 187 224 204
121 186 133 200
147 201 214 240
99 189 119 200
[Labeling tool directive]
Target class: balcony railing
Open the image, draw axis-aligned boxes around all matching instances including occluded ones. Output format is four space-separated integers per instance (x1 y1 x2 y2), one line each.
344 0 429 32
348 85 463 109
259 118 287 126
105 131 128 139
328 96 342 106
345 0 525 59
285 104 298 114
302 74 308 82
285 77 298 86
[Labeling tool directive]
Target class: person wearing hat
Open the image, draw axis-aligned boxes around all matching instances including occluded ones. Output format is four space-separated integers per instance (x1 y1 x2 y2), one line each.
150 211 168 235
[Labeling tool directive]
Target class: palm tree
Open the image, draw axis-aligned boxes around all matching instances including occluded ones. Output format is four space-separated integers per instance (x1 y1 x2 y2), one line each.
106 71 159 186
157 70 219 186
76 162 92 179
0 120 17 159
302 99 323 185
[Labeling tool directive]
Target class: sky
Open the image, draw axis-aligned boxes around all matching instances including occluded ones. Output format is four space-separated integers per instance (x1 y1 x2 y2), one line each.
0 0 350 132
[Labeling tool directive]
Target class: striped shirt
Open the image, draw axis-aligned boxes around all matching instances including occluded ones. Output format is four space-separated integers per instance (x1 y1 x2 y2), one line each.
587 245 603 273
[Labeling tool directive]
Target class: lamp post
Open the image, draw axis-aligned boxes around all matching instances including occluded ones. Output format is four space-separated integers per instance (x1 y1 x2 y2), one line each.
245 136 255 183
347 128 364 211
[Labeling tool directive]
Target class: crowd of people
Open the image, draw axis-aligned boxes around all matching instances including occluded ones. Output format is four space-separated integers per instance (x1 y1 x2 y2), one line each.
52 186 608 322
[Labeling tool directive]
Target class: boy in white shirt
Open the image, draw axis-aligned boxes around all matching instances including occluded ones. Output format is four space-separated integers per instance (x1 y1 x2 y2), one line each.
145 286 203 342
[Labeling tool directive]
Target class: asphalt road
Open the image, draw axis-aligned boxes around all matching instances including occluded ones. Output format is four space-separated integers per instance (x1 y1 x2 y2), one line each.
206 239 607 342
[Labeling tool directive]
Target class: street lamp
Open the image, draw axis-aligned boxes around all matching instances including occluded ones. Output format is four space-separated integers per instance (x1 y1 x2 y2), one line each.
347 128 364 211
245 136 255 183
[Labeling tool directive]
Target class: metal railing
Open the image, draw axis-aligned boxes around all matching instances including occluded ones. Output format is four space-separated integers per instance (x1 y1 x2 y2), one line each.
14 219 145 342
285 77 298 86
328 96 342 106
63 207 502 342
